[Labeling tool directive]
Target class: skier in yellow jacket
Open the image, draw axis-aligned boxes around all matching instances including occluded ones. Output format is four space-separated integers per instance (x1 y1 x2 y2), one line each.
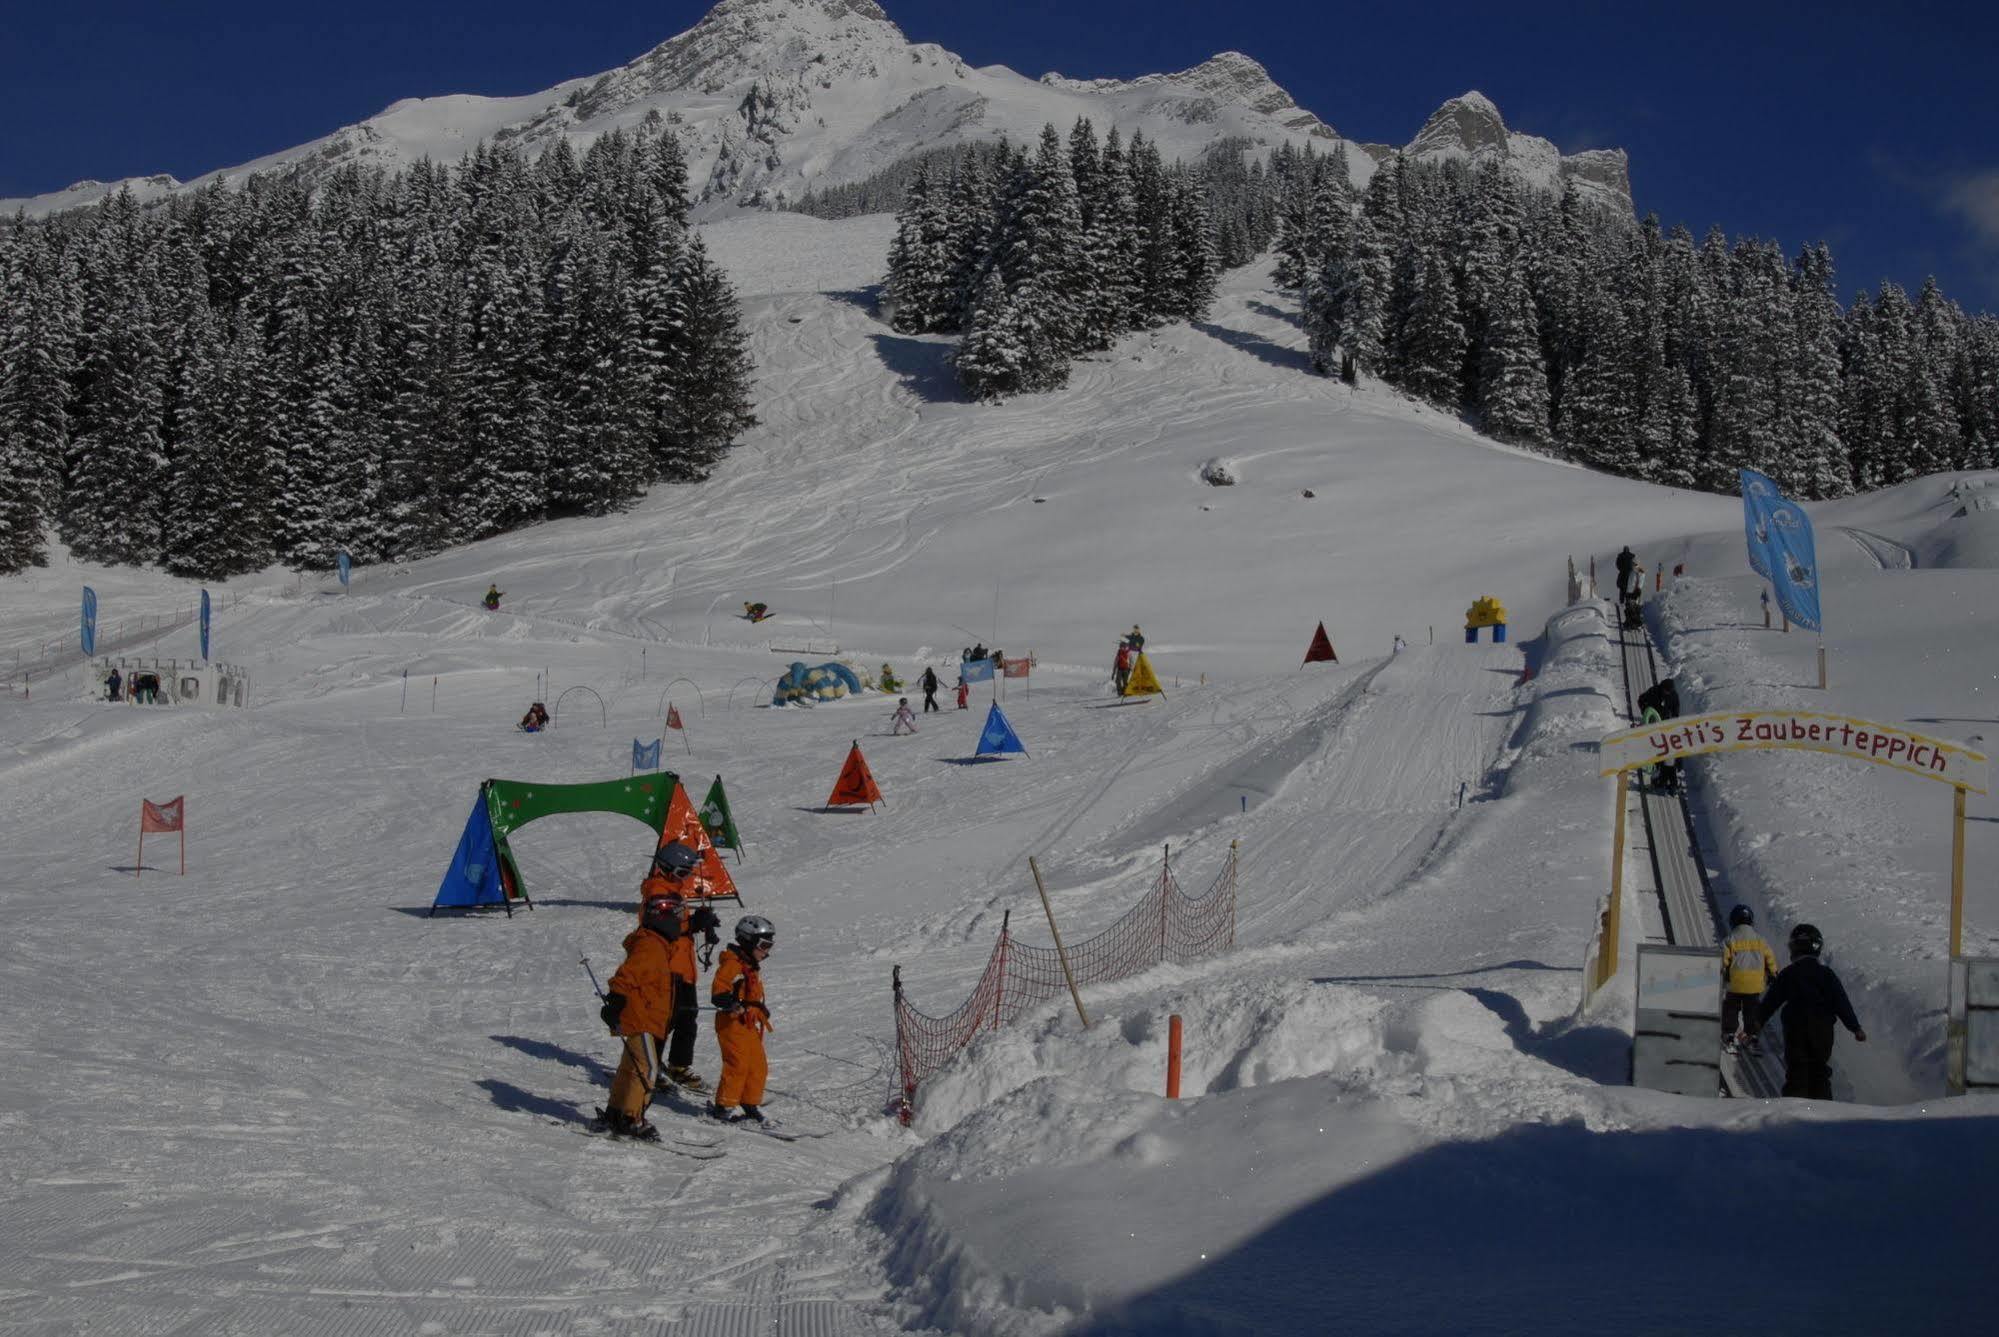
1721 904 1778 1055
709 915 776 1124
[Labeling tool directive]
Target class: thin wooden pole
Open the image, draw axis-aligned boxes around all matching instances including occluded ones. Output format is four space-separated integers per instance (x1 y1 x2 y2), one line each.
179 826 186 876
1166 1014 1183 1099
1817 642 1827 690
1951 785 1967 958
1603 772 1628 991
135 811 144 880
1028 856 1090 1028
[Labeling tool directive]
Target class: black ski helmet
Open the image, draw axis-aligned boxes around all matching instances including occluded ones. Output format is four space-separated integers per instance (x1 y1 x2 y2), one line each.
1788 923 1824 958
1729 904 1755 928
654 841 700 876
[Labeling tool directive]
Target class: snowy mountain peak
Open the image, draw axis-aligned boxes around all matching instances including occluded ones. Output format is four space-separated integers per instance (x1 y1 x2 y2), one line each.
1409 91 1514 156
1403 89 1630 205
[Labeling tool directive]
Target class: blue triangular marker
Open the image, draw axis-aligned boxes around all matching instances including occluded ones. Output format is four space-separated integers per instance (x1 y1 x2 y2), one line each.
975 702 1028 758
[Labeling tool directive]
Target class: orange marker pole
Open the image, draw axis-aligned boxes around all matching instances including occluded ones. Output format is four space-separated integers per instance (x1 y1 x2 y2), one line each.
1166 1014 1183 1099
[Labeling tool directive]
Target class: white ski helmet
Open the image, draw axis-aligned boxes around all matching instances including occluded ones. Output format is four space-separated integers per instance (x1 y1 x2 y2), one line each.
735 915 776 952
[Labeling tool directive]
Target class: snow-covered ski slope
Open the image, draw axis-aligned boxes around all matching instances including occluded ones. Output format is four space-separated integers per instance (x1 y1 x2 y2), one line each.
4 214 1996 1334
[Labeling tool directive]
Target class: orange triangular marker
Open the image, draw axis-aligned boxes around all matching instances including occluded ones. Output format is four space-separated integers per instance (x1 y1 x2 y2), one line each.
1302 621 1338 666
827 740 883 810
651 780 739 903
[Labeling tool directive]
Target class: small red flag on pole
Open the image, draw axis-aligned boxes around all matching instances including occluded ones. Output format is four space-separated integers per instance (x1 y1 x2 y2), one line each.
137 796 186 876
665 702 690 752
1301 621 1338 667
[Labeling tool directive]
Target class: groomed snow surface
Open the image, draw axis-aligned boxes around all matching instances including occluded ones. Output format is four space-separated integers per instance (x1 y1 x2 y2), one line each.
4 214 1994 1334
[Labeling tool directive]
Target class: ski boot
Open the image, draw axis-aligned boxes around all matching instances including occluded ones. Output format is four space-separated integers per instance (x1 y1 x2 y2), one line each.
596 1109 661 1142
708 1102 744 1124
739 1103 768 1126
663 1065 709 1094
1722 1036 1740 1056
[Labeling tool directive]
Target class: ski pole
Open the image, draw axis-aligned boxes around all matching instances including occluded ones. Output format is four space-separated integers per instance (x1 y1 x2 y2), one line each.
580 954 606 1000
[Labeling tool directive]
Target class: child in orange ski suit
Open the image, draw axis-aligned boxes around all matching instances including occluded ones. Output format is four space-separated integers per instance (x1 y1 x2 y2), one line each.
709 918 775 1120
600 896 680 1134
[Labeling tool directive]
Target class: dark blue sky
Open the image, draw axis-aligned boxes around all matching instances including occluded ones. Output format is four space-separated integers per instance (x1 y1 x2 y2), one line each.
5 0 1994 307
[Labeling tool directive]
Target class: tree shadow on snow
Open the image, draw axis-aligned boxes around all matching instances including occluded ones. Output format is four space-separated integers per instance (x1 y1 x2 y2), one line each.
1245 299 1304 328
823 285 881 312
1074 1116 1999 1335
868 331 963 404
492 1034 612 1084
476 1077 590 1126
1191 320 1314 374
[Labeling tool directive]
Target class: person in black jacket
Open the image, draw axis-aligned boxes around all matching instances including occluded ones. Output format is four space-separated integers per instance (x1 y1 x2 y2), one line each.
1636 677 1683 792
1748 923 1866 1099
920 664 940 713
1615 546 1635 599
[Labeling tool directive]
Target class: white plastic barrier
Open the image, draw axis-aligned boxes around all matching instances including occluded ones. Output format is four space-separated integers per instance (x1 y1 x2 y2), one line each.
1632 944 1723 1097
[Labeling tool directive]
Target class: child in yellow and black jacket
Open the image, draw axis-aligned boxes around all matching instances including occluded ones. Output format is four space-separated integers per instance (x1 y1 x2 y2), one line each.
1721 904 1778 1054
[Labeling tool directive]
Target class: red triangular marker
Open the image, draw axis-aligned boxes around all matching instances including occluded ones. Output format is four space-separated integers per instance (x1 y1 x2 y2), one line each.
827 741 884 811
1301 621 1338 666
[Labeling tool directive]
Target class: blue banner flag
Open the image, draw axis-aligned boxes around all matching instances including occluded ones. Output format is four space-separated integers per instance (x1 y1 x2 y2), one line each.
336 551 351 588
1738 469 1780 583
1763 493 1823 633
959 656 995 683
633 738 663 771
975 702 1028 757
199 590 211 661
81 587 97 656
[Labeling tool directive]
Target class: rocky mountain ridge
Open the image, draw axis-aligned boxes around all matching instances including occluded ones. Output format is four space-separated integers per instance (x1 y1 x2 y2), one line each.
3 0 1630 219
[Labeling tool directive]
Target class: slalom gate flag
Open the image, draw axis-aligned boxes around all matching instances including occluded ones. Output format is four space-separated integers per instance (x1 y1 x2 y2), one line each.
199 590 211 661
827 741 883 809
655 782 739 902
336 551 352 587
976 702 1028 757
1762 491 1823 634
1122 650 1164 697
1301 621 1337 666
137 796 187 877
1002 656 1031 678
960 657 995 683
665 704 684 730
81 587 97 656
1738 469 1780 584
634 738 663 771
701 775 743 856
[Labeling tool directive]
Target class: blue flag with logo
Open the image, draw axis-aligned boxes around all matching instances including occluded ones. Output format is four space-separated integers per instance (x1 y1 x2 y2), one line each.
200 590 211 661
960 657 995 683
975 702 1028 757
1738 469 1780 583
336 551 351 587
1763 492 1823 634
633 738 663 771
81 587 97 656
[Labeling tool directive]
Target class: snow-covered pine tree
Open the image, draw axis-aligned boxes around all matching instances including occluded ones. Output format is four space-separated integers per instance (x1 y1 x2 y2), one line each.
1909 276 1963 477
1396 246 1469 408
1476 258 1549 443
62 188 168 565
0 224 76 572
955 270 1029 401
656 232 757 478
1781 243 1849 497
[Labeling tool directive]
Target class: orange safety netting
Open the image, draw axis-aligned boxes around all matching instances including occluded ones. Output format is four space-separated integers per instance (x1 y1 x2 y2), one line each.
891 844 1238 1121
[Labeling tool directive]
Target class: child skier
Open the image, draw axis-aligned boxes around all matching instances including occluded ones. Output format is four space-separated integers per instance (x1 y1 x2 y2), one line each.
596 892 684 1140
1748 923 1866 1099
955 677 970 709
638 842 721 1092
710 916 777 1124
890 697 918 735
484 584 504 610
1720 905 1778 1055
1113 641 1133 693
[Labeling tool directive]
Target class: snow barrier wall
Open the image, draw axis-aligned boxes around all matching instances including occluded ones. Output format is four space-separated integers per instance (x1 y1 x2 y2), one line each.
891 845 1238 1122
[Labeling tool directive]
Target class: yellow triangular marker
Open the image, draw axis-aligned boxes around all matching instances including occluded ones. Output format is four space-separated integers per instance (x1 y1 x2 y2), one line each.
1122 650 1165 698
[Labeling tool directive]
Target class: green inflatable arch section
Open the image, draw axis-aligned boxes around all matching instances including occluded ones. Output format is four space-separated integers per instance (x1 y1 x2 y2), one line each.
484 774 677 900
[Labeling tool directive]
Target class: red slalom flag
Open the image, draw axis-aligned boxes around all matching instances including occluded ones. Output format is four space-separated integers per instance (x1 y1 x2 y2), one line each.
826 741 883 811
137 796 186 877
1302 621 1338 667
665 704 684 730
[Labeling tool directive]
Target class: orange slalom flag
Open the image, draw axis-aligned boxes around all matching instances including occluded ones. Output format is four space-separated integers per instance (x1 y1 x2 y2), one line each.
651 781 739 903
137 796 186 877
1301 621 1338 666
827 740 883 810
